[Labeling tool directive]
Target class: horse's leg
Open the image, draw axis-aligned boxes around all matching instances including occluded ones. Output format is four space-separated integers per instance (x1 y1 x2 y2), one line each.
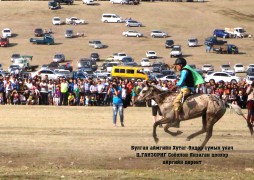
247 122 253 136
163 123 183 137
186 113 207 141
153 117 176 143
199 123 214 150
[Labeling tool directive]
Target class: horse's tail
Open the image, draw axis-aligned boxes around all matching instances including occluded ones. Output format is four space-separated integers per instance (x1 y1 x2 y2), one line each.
227 102 247 120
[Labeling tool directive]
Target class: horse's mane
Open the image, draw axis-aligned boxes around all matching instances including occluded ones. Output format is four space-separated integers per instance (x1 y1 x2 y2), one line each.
150 84 177 102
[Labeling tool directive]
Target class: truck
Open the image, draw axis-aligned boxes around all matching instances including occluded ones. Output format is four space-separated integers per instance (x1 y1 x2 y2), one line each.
30 34 54 45
204 36 227 46
212 44 238 54
225 27 248 38
12 55 39 71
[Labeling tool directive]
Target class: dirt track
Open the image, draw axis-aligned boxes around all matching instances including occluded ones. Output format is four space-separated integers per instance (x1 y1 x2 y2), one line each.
0 106 253 179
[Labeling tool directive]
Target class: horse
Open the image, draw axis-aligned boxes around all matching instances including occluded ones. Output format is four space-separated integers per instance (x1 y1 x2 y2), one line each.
136 84 253 150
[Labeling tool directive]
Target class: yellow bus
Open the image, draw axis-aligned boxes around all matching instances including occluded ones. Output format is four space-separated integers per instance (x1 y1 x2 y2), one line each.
111 66 149 81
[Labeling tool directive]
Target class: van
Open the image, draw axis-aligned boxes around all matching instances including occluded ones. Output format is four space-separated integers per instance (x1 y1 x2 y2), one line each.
101 13 124 23
111 66 149 80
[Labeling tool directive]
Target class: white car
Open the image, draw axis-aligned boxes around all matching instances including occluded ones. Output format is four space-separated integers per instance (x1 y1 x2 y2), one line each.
2 28 12 38
150 30 168 38
52 17 63 25
220 64 231 72
113 52 128 61
122 30 143 37
125 20 142 27
106 62 120 73
187 38 198 47
31 69 58 80
158 74 178 82
234 63 245 73
110 0 128 4
170 45 182 58
66 17 86 25
140 58 151 67
202 64 214 73
146 51 157 59
204 72 241 83
82 0 95 5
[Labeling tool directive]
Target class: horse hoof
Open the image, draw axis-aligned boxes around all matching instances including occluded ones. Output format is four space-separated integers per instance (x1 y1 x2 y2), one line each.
186 138 191 141
154 137 159 144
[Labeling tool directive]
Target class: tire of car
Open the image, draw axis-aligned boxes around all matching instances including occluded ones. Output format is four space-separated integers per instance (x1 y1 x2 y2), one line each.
163 35 166 38
136 34 139 37
117 20 120 23
139 24 142 27
152 35 155 38
104 20 108 23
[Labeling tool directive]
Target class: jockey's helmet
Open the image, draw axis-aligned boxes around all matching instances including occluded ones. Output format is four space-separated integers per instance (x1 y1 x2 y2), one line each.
174 58 187 67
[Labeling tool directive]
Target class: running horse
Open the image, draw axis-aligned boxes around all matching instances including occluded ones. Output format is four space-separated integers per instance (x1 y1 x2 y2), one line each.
137 84 253 149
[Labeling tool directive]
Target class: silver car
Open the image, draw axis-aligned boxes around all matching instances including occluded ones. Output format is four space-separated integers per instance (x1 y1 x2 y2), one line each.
150 30 168 38
65 29 74 38
122 30 143 37
187 38 198 47
53 54 65 63
125 20 142 27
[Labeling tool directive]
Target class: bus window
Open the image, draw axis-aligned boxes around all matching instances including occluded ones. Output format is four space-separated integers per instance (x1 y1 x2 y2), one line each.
126 69 134 74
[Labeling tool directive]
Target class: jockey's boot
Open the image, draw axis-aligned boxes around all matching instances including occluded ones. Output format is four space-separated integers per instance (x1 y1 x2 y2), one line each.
172 110 180 128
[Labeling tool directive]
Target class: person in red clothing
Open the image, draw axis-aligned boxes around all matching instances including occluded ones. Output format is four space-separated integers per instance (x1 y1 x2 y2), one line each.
126 79 134 106
246 81 254 126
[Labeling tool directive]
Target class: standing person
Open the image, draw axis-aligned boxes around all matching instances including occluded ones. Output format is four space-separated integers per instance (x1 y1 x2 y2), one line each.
108 80 124 127
170 58 204 128
39 80 48 105
246 81 254 126
60 78 68 106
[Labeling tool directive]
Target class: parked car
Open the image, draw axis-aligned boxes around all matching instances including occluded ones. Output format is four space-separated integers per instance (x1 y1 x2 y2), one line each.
0 37 9 47
2 28 12 38
11 53 21 62
234 63 245 73
246 64 254 70
165 39 174 48
65 29 74 38
150 30 168 38
30 34 54 45
170 45 182 58
212 44 238 54
53 54 65 62
157 74 178 82
54 69 73 79
31 69 58 80
101 13 124 23
146 51 157 59
204 71 241 83
66 17 86 25
213 29 230 38
113 52 127 61
48 1 61 10
52 17 63 25
110 0 128 4
78 58 98 72
140 58 151 67
121 56 134 63
220 64 231 72
201 64 214 73
187 38 198 47
125 20 142 27
88 40 104 49
34 28 44 37
101 62 109 71
82 0 95 5
106 62 120 73
90 52 100 61
152 62 168 73
122 30 143 37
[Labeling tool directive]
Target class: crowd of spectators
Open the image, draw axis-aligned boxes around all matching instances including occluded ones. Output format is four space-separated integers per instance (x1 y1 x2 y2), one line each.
0 73 250 109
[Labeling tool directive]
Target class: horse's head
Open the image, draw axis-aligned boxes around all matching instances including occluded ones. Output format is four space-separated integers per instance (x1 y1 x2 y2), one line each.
137 83 158 102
